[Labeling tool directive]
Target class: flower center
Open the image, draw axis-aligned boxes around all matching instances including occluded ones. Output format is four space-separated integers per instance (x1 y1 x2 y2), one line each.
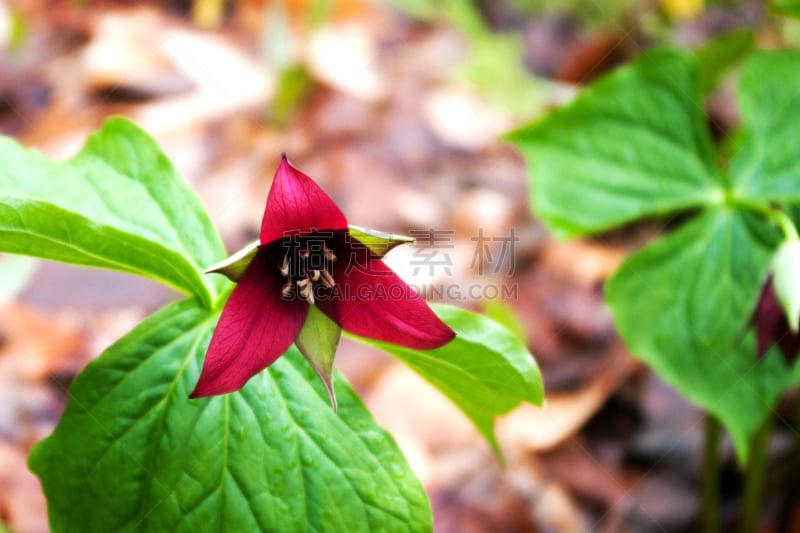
279 238 337 304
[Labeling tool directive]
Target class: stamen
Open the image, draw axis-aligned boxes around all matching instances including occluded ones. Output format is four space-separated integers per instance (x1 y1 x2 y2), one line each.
320 270 335 288
299 282 315 304
281 281 293 297
278 239 337 302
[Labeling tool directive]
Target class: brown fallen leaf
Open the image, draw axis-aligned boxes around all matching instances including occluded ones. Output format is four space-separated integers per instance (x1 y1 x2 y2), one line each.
0 441 48 533
541 438 630 516
498 345 641 452
365 364 480 461
536 238 626 287
81 8 194 101
556 33 630 84
0 302 83 383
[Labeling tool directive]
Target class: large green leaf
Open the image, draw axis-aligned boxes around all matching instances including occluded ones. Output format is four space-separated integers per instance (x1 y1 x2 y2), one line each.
0 118 225 306
729 51 800 202
355 304 543 456
694 30 754 94
506 49 723 238
605 208 794 461
29 299 430 532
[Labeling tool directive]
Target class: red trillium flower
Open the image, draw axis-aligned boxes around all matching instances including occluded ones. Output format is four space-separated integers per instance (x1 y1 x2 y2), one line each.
752 278 800 364
191 155 455 404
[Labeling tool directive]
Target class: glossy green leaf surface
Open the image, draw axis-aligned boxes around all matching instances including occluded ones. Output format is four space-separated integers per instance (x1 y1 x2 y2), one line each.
355 304 543 455
0 118 225 306
483 300 527 343
29 299 430 532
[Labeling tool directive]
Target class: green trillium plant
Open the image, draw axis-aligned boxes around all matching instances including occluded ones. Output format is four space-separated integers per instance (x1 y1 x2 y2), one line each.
192 155 456 407
507 47 800 462
507 45 800 531
0 118 542 531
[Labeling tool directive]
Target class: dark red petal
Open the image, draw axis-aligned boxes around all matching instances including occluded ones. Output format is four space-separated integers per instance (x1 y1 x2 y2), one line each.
753 278 800 364
754 280 784 359
190 246 308 397
777 333 800 364
260 155 348 245
316 247 455 350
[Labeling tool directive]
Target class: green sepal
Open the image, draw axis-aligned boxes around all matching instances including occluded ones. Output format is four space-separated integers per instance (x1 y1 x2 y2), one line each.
772 238 800 332
295 304 342 411
348 225 414 257
204 240 259 282
204 225 413 283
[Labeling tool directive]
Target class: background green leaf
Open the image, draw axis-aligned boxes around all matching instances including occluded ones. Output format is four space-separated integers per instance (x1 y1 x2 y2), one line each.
29 299 430 532
694 29 754 95
506 49 722 238
354 304 543 456
605 208 793 461
0 118 225 306
771 0 800 17
509 48 800 461
729 51 800 203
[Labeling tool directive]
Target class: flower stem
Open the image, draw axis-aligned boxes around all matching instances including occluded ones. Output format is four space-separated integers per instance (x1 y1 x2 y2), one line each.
701 414 722 533
739 414 774 533
731 197 799 242
774 209 800 243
